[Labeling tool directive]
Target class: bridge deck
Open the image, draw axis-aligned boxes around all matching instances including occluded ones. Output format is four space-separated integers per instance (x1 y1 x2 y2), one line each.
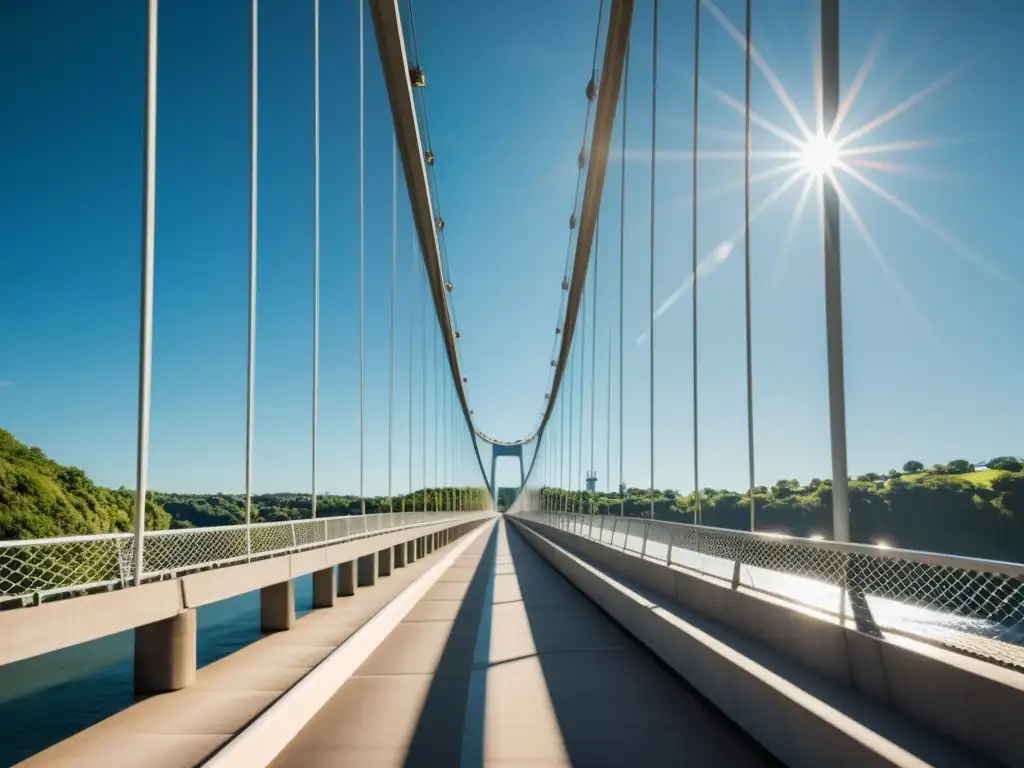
17 537 451 768
271 518 773 767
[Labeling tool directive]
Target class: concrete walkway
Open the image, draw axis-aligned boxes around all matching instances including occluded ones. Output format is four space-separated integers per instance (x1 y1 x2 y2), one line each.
271 518 774 766
18 538 455 768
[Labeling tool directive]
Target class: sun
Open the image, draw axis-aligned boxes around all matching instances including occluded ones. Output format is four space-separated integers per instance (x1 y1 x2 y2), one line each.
800 132 841 177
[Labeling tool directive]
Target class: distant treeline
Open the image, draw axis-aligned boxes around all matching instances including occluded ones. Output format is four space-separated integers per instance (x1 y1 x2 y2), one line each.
0 428 485 540
542 458 1024 562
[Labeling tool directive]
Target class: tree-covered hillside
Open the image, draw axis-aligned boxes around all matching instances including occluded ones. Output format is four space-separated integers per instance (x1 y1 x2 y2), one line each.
545 459 1024 562
0 429 484 540
0 429 170 539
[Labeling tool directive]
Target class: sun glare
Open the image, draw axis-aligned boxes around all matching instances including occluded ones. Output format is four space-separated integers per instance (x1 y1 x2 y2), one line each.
800 133 840 176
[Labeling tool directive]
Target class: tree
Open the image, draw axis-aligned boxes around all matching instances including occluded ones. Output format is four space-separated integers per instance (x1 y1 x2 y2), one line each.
946 459 973 475
902 460 924 474
988 456 1023 472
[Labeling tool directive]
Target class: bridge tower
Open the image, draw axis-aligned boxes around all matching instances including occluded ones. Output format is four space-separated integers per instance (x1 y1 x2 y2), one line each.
489 443 525 507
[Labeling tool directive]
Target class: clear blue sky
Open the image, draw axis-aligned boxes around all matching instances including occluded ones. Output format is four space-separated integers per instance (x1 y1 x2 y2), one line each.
1 0 1022 497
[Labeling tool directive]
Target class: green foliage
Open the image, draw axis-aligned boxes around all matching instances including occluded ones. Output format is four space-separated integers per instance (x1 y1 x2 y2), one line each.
988 456 1024 472
0 429 486 541
541 466 1024 561
903 460 924 473
0 429 170 539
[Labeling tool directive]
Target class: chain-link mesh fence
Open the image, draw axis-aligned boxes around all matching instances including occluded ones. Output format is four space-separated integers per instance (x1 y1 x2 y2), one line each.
0 510 475 609
517 509 1024 670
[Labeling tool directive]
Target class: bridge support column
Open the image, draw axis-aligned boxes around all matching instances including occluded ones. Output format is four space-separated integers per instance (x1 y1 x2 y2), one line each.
312 566 336 608
357 552 377 587
425 534 433 554
378 547 392 577
394 542 406 568
134 608 196 694
406 539 416 563
337 560 356 597
260 581 295 632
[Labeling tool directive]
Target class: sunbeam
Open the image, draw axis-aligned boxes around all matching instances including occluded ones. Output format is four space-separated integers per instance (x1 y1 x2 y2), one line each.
701 0 814 141
838 62 973 148
841 138 952 157
639 171 807 344
839 162 1024 295
702 81 806 149
686 161 805 206
830 175 945 353
845 157 955 182
769 174 816 290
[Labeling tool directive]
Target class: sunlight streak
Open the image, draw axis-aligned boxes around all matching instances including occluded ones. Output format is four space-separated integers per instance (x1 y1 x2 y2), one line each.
614 150 798 163
636 242 734 346
769 174 816 289
687 161 805 206
831 29 887 138
845 157 955 182
700 0 814 141
623 149 799 162
702 81 806 149
839 163 1024 295
830 176 945 353
841 138 950 157
637 170 807 345
839 63 973 148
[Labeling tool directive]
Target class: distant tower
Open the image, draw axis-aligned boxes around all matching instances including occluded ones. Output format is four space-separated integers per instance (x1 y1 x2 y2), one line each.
586 470 597 493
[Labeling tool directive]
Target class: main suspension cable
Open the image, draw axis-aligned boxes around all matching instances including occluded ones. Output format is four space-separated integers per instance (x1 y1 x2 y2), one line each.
546 0 608 415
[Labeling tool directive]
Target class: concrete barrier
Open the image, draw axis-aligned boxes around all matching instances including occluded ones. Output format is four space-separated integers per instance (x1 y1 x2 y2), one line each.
205 520 495 768
511 517 1009 768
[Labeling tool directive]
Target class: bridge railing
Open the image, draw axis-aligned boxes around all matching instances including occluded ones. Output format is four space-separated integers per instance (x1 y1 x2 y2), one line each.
515 509 1024 670
0 511 480 609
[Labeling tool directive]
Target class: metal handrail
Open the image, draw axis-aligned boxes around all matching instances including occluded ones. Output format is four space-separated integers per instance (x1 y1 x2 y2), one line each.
0 510 489 609
514 506 1024 670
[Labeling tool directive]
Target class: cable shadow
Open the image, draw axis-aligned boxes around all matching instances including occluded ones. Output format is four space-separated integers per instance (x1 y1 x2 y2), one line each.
402 524 498 768
503 522 779 767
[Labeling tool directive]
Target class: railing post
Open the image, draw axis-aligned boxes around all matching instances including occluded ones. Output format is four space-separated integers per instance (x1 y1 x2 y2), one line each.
730 537 745 590
640 521 650 559
842 553 882 637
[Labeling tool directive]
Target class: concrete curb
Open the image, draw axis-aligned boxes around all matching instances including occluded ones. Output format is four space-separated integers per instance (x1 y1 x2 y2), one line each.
203 519 495 768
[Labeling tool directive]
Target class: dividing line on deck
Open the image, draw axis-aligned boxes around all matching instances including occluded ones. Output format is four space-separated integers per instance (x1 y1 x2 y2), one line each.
203 521 495 768
458 520 497 768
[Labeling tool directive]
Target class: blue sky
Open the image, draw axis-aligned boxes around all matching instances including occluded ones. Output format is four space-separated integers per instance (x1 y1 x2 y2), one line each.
1 0 1022 497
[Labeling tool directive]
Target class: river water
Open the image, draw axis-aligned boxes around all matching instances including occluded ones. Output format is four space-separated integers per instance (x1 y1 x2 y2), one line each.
0 574 316 765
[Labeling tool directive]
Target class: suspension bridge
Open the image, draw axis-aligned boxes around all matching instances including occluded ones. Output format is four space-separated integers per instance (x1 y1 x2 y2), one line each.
2 0 1024 766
